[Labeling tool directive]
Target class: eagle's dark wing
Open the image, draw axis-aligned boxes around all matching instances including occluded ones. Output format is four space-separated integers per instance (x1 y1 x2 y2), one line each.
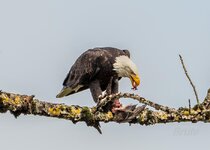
56 47 130 99
56 50 101 98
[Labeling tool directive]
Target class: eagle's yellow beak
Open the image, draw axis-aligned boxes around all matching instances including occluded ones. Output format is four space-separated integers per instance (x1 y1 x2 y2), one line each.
129 74 140 90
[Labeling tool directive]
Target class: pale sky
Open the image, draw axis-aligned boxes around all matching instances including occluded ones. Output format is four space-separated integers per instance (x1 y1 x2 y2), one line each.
0 0 210 150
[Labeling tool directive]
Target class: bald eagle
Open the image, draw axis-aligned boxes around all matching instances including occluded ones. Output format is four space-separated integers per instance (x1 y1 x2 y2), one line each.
56 47 140 112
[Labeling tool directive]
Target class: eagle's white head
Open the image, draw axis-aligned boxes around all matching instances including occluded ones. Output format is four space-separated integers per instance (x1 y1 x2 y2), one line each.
113 55 140 90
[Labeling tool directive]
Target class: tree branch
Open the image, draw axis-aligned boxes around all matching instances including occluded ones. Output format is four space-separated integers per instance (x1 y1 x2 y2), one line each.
179 54 200 104
1 90 210 134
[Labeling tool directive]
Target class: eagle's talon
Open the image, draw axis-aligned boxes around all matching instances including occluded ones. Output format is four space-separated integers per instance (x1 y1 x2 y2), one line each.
98 90 107 100
101 90 107 97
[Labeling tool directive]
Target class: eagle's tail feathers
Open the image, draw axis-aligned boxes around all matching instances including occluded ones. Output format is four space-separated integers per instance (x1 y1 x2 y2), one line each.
56 87 74 98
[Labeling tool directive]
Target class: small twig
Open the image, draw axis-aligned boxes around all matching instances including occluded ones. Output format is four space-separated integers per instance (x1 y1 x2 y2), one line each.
179 54 200 104
206 89 210 101
188 99 191 114
202 88 210 108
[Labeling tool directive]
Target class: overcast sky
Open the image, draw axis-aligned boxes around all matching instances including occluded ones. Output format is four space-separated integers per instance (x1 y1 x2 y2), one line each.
0 0 210 150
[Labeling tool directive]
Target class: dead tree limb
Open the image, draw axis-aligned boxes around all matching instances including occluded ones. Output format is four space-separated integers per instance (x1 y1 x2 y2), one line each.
179 55 200 104
0 89 210 134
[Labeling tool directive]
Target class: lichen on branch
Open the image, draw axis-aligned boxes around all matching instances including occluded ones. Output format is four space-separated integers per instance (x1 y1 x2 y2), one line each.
0 89 210 134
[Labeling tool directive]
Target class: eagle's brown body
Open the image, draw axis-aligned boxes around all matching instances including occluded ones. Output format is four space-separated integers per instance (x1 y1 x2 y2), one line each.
56 47 130 102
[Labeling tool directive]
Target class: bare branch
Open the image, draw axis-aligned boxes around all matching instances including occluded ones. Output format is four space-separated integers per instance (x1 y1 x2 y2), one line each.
202 88 210 109
188 99 191 114
97 93 177 113
179 54 200 104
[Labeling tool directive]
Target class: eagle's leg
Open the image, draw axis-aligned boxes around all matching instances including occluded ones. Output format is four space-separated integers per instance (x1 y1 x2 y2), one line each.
111 79 122 112
89 80 102 103
105 77 113 95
